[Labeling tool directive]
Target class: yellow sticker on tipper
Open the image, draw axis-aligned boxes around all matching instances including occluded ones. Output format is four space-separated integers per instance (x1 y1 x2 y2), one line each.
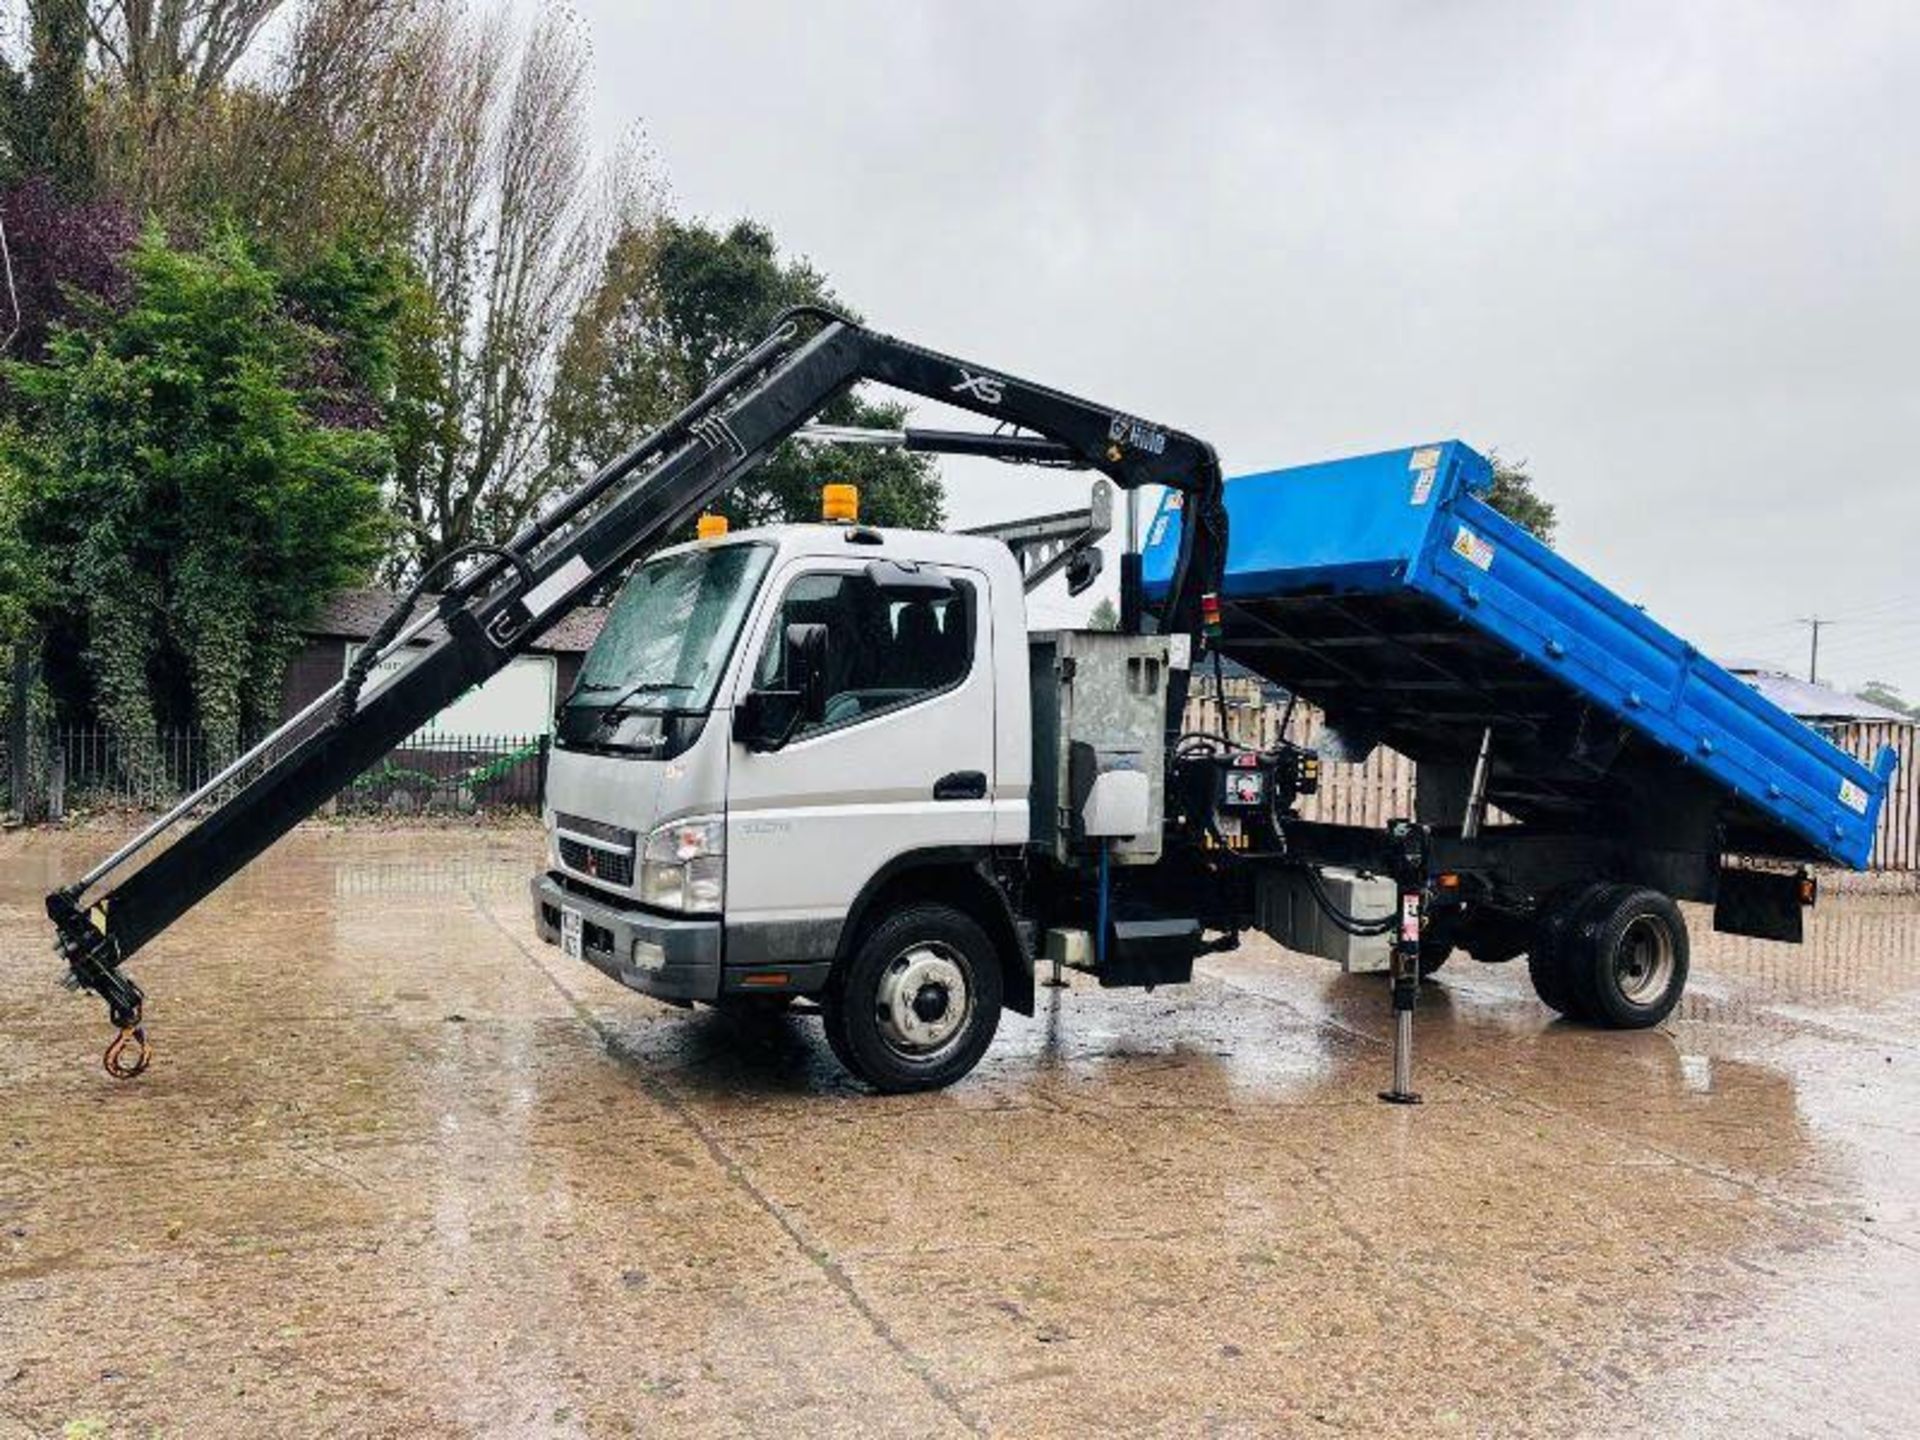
1452 525 1495 571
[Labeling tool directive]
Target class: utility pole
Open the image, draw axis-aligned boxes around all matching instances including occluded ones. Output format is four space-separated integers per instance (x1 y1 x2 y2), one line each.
1798 616 1834 685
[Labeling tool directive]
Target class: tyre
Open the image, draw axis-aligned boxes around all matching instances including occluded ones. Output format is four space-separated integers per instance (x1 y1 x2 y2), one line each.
1417 940 1451 978
1527 882 1614 1019
1567 886 1689 1029
822 902 1004 1093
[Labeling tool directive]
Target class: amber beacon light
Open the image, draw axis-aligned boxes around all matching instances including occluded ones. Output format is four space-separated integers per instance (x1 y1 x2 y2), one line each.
821 483 860 523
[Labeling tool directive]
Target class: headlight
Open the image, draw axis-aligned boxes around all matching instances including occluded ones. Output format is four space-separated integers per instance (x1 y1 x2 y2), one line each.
641 816 724 914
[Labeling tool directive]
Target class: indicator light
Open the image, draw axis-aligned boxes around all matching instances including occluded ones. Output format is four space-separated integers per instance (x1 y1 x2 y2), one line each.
1200 592 1223 637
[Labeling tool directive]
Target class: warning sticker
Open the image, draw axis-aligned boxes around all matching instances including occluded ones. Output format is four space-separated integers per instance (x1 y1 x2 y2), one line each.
1410 468 1437 505
1408 446 1442 471
1451 525 1495 571
1839 778 1870 815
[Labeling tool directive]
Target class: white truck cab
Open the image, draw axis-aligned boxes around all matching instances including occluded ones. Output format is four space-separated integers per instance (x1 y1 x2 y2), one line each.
532 520 1038 1089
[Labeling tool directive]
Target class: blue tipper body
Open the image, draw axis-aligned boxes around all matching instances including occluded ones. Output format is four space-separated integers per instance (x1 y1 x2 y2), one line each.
1142 441 1896 869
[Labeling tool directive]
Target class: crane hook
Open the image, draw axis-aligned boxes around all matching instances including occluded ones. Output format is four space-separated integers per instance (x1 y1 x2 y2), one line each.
103 1010 152 1080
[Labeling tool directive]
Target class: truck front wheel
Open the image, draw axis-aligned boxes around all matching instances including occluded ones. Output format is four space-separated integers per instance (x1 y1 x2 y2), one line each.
823 902 1004 1093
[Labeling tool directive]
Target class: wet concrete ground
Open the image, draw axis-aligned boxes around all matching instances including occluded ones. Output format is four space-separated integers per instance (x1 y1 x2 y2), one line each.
3 825 1918 1438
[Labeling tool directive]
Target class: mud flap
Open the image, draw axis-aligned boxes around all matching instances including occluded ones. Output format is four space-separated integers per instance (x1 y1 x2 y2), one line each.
1713 866 1808 944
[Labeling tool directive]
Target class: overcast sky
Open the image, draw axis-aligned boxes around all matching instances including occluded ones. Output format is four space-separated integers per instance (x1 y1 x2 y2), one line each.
563 0 1919 697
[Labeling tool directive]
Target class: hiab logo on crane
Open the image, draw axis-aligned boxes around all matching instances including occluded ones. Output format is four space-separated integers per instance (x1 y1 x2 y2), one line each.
951 370 1005 404
1110 414 1169 455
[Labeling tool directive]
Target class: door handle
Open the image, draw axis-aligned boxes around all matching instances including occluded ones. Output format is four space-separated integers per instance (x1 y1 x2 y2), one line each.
933 770 988 801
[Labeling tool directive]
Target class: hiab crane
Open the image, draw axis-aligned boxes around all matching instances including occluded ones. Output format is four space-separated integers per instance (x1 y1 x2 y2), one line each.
48 308 1892 1097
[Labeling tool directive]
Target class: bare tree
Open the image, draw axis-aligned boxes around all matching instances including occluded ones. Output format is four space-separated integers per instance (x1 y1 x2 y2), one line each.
387 8 655 574
85 0 284 96
174 0 443 249
83 0 290 203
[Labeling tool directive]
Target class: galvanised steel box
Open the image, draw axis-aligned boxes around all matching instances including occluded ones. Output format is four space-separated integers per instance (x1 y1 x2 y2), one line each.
1028 630 1169 867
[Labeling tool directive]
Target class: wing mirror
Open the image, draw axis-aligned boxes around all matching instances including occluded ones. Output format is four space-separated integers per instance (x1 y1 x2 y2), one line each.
735 622 830 752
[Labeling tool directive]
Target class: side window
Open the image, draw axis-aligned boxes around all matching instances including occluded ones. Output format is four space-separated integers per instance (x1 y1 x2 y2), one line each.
755 569 974 733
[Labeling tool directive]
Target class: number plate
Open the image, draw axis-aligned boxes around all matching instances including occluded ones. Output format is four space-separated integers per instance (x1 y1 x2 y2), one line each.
561 907 583 961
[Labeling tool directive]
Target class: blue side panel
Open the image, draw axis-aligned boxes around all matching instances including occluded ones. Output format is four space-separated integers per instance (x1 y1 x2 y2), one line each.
1142 441 1892 869
1143 440 1492 599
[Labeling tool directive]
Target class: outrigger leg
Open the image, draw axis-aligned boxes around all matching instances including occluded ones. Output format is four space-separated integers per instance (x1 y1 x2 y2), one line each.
1379 819 1430 1105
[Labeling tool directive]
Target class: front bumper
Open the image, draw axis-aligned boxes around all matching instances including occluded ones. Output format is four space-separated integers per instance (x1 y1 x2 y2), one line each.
531 872 721 1003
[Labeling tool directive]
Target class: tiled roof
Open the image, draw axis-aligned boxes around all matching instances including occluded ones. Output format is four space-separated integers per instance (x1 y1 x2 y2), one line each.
307 587 608 654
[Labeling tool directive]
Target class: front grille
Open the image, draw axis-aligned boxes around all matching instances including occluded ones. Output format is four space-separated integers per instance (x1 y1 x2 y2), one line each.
558 835 635 887
554 812 636 847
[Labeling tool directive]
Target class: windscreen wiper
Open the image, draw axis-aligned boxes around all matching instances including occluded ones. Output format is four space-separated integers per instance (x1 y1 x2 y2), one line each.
574 679 694 705
584 680 698 722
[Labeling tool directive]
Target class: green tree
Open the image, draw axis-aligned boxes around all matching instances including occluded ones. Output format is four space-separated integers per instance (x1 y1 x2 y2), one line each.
1087 596 1119 631
0 0 96 192
4 224 391 752
550 218 944 536
1482 453 1556 545
0 450 45 646
1857 681 1919 720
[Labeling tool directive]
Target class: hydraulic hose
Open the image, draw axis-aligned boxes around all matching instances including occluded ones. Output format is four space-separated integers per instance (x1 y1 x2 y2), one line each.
333 543 534 728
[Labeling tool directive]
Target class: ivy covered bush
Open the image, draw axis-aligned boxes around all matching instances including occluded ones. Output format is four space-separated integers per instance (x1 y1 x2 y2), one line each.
3 224 394 755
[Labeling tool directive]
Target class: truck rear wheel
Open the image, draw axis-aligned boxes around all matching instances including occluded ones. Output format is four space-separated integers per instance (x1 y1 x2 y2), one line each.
1530 883 1688 1027
1571 886 1689 1028
1527 883 1613 1019
823 902 1003 1093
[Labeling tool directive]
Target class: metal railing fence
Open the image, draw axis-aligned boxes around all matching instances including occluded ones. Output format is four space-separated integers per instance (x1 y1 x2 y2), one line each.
15 729 550 819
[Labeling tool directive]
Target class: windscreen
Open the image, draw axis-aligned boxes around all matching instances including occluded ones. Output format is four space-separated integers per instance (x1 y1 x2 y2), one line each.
566 542 772 719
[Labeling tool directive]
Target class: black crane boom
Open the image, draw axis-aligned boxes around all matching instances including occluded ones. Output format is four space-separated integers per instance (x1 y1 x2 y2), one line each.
47 310 1228 1045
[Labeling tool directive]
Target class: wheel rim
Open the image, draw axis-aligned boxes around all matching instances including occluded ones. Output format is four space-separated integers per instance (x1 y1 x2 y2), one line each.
1613 915 1675 1004
874 941 972 1062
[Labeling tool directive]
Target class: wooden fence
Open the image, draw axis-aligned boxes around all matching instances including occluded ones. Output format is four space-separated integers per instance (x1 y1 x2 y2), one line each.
1183 678 1417 831
1826 720 1919 873
1184 681 1920 873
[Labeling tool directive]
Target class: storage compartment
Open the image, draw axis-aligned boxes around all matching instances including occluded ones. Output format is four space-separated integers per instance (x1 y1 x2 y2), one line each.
1254 866 1396 972
1028 631 1169 866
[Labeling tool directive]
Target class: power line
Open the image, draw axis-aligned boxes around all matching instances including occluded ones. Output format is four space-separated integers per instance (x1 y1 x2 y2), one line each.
1819 639 1920 674
1817 615 1920 655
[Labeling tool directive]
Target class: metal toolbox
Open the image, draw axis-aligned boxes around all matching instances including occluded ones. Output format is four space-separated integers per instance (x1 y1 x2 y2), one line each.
1028 631 1170 866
